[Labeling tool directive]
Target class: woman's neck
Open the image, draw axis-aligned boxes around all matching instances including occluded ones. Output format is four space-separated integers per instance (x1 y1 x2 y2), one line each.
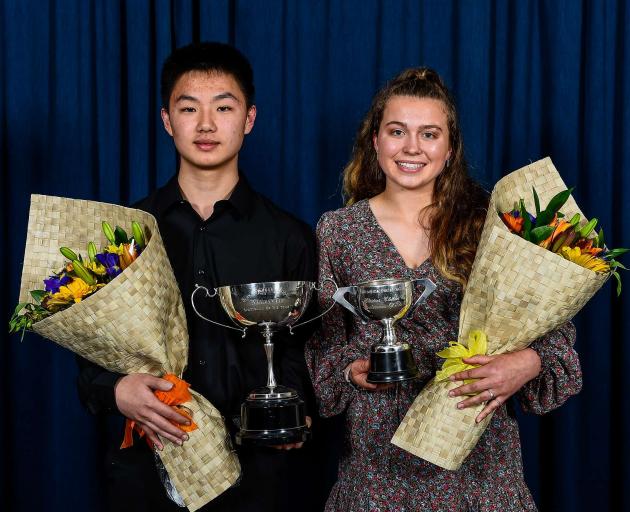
371 185 434 226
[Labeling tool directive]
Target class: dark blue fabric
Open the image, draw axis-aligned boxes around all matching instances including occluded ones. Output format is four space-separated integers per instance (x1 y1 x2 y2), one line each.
1 1 629 510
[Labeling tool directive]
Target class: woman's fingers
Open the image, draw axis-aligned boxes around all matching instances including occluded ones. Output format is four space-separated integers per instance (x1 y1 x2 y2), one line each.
476 395 503 423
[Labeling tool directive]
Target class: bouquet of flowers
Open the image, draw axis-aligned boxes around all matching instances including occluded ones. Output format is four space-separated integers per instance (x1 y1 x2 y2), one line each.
392 157 626 470
12 195 240 511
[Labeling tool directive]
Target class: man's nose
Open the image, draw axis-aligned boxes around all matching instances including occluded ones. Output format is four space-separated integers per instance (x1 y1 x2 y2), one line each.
197 109 217 132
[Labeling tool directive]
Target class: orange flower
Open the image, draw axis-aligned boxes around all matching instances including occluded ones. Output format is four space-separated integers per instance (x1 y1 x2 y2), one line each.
540 219 573 249
575 238 604 256
500 212 524 234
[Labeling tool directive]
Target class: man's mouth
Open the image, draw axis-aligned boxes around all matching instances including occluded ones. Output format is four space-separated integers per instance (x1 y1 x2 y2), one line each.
194 140 219 150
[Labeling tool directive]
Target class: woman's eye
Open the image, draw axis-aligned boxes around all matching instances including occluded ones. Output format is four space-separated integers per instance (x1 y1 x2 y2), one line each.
391 129 405 136
217 105 232 112
423 131 437 139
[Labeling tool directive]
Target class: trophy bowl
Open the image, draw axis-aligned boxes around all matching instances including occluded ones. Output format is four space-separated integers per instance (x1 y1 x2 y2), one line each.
333 277 436 384
192 281 322 446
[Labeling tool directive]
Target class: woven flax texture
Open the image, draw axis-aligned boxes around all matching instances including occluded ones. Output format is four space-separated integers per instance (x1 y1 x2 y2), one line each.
391 157 608 470
18 195 240 511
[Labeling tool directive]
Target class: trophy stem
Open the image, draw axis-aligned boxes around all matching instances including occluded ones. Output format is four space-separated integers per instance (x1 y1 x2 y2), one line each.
382 318 397 345
262 324 277 390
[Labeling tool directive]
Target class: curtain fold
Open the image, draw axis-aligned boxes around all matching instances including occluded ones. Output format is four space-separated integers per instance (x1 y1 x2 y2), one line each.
1 1 628 510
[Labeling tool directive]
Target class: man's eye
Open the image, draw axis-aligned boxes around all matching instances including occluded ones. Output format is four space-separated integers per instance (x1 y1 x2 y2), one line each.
217 106 232 112
180 107 196 113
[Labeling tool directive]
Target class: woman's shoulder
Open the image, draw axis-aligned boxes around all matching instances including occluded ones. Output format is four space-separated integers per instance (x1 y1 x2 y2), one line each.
317 199 369 234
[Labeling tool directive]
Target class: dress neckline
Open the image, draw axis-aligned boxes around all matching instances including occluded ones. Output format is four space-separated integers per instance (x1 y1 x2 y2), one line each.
361 199 432 272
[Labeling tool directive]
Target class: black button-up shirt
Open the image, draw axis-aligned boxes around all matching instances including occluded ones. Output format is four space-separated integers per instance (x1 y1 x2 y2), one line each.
77 174 316 426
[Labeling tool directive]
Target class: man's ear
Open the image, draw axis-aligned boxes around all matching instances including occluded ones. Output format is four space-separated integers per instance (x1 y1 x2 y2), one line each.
244 105 257 135
161 108 173 137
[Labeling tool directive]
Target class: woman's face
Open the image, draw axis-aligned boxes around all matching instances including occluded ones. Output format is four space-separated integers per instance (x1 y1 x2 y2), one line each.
373 95 452 195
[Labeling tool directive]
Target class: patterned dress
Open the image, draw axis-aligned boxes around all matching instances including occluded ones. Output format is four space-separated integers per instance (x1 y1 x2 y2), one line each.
305 200 581 512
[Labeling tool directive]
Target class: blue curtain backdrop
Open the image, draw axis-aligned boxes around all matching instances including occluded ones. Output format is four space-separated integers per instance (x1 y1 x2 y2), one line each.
1 1 629 510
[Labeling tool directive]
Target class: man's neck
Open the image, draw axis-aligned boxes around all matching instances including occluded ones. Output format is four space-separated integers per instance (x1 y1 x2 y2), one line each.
177 164 240 220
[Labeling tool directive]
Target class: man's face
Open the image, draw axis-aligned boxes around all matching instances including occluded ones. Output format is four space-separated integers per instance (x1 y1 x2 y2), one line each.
161 70 256 173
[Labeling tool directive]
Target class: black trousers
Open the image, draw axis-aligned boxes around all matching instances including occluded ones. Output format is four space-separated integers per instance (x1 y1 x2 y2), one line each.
104 439 326 512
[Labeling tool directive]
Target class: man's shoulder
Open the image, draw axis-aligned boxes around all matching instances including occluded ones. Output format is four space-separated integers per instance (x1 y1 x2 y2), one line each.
251 190 314 240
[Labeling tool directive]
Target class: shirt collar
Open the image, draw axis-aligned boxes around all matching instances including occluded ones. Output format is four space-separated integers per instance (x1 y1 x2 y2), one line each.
152 172 256 219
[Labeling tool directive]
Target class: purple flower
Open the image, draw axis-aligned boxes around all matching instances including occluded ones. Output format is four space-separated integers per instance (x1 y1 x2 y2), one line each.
96 253 122 277
510 209 536 224
43 274 72 293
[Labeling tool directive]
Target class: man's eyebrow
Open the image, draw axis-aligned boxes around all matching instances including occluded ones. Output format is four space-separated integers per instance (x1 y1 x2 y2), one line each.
174 94 200 103
213 92 240 102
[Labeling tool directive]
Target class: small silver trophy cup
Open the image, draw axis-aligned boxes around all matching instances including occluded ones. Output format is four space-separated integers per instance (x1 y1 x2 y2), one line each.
191 280 333 446
333 278 436 383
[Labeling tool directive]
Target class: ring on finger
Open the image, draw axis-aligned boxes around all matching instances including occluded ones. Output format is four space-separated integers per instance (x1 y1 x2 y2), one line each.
487 388 496 401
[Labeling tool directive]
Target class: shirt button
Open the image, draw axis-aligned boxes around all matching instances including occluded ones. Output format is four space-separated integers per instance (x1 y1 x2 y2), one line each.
199 225 206 232
197 269 205 276
199 360 206 366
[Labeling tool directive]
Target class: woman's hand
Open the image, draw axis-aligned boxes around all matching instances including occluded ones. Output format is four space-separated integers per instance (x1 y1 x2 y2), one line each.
348 359 394 391
448 348 542 423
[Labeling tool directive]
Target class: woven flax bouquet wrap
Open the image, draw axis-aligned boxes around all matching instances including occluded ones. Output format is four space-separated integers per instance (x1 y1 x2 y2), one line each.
18 195 240 511
391 157 608 470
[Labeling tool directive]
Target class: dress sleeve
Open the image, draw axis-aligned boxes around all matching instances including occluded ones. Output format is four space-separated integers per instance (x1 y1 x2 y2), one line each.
305 212 362 417
517 321 582 415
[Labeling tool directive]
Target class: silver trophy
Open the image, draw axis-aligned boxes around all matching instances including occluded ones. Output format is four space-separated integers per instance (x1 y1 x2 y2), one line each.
333 278 436 383
191 280 334 446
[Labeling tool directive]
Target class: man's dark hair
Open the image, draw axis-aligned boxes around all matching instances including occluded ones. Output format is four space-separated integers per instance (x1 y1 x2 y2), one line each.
160 41 255 109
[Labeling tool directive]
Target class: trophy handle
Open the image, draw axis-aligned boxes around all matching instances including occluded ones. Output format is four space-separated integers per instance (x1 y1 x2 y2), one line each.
191 285 247 338
289 277 338 333
332 285 368 323
407 278 437 317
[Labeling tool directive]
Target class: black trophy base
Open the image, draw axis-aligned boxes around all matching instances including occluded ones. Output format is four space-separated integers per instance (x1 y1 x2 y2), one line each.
366 346 420 384
236 386 311 446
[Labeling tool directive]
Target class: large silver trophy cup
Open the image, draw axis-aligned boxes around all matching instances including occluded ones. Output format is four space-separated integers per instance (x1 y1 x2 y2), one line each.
333 278 436 383
191 280 333 446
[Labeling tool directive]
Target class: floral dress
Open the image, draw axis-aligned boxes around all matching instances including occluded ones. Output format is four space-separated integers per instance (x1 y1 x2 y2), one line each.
305 200 581 512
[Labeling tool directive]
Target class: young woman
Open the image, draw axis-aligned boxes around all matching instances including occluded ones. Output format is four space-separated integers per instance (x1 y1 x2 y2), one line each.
305 68 580 511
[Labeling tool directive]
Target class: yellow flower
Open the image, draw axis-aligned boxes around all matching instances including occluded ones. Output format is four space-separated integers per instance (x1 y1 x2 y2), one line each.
560 246 610 273
107 244 125 255
83 260 107 276
435 330 488 384
54 278 98 303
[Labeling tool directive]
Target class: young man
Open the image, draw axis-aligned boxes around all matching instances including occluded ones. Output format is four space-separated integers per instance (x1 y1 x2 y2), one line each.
77 42 319 512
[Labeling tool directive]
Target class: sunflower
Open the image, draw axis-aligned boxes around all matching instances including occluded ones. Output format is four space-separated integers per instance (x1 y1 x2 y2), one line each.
560 246 610 273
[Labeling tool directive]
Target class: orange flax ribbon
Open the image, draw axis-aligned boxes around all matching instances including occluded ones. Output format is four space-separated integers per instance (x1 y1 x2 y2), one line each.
120 373 198 449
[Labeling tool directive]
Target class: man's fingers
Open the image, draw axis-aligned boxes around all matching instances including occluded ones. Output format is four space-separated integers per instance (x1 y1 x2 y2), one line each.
152 401 192 426
462 355 493 365
139 422 163 451
145 375 175 392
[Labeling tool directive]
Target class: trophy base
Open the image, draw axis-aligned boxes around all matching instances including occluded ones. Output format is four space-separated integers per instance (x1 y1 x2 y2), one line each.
236 386 311 446
366 344 419 384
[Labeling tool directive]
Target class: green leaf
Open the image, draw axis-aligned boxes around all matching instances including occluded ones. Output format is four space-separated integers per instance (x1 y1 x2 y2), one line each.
520 199 532 241
30 290 47 303
13 302 29 315
604 248 630 259
536 188 574 227
612 271 622 296
596 228 605 248
114 226 129 245
557 212 565 218
609 260 628 271
530 226 554 245
532 187 541 216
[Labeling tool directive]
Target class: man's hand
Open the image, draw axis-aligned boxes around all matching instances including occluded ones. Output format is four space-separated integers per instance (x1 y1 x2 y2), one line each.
348 359 394 391
448 348 542 423
272 416 312 451
115 373 192 450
